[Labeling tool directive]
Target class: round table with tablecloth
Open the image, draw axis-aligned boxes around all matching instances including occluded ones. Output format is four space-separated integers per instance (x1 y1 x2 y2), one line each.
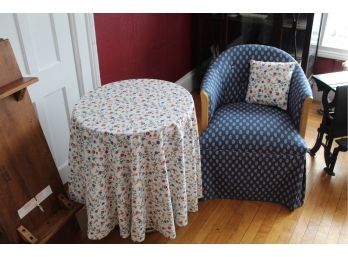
68 79 202 242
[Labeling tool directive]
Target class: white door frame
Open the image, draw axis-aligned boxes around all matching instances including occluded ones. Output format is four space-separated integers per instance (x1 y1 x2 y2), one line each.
68 13 101 96
51 13 101 182
58 13 101 182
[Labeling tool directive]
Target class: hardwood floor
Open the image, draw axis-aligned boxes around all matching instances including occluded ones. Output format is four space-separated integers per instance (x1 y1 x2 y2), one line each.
70 100 347 244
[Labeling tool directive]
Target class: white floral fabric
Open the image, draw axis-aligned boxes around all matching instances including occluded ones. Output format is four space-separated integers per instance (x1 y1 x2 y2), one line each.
68 79 202 242
245 60 296 110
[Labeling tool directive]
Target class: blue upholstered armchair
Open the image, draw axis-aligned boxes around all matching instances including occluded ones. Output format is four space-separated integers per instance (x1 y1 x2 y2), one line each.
200 44 313 210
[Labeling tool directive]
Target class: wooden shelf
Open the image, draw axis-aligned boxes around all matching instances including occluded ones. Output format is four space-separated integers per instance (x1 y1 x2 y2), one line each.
0 77 38 100
1 39 82 244
34 203 82 243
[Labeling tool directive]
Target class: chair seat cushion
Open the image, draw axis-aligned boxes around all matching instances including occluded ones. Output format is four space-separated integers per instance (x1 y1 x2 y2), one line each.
200 102 307 155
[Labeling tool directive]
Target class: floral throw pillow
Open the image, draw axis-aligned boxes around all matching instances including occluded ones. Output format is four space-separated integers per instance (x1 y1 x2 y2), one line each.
245 60 296 110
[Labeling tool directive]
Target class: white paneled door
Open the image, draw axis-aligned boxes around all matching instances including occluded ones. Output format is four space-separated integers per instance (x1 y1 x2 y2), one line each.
0 13 100 183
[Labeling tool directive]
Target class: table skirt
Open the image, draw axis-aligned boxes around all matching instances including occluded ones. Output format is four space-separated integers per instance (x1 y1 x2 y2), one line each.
68 106 202 242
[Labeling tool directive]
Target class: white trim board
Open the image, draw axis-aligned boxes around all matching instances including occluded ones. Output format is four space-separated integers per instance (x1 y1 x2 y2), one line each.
68 13 101 97
49 13 100 183
58 161 69 184
176 70 196 92
318 47 348 61
85 13 101 89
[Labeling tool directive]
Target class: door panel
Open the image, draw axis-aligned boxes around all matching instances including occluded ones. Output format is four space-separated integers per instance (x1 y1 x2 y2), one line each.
0 13 83 183
27 14 61 71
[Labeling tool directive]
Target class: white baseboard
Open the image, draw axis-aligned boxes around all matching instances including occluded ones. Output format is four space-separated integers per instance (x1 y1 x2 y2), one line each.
58 161 69 185
176 70 196 92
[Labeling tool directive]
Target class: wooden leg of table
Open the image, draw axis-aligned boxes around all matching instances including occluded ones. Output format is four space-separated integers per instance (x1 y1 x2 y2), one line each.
324 146 339 176
324 142 347 176
308 128 324 156
324 136 334 167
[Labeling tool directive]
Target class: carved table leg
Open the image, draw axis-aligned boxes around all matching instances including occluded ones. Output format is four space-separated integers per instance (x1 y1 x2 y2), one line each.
308 86 333 157
324 146 339 176
308 128 324 156
323 136 334 167
324 139 348 176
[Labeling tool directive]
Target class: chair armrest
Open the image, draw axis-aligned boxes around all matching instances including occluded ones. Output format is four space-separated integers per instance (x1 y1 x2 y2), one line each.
299 96 313 138
200 62 224 123
288 65 313 138
200 90 209 134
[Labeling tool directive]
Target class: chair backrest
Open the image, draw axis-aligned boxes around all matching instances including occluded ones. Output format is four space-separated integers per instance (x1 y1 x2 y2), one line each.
331 85 348 138
213 44 297 106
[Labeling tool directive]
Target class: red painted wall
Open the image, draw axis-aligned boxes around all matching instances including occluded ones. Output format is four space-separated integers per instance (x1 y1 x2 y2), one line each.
94 14 193 85
314 57 344 74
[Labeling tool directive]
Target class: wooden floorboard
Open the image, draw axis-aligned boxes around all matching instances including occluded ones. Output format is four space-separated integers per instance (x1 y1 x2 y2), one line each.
69 100 347 244
240 202 273 243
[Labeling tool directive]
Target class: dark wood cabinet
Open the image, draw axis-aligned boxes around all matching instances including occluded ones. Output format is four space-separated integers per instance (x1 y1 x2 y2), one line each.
192 13 322 82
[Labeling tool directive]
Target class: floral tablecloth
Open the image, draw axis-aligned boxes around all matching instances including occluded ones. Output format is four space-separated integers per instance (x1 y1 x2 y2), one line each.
68 79 202 242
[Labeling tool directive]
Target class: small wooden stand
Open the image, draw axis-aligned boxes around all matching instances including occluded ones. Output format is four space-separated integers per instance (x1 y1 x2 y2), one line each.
0 38 82 243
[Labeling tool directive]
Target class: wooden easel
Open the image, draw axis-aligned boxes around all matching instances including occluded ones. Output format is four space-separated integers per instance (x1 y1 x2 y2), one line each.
0 39 81 243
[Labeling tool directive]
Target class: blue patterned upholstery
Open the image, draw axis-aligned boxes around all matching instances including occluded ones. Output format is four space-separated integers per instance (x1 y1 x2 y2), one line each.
202 44 312 129
200 44 312 210
288 65 313 129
